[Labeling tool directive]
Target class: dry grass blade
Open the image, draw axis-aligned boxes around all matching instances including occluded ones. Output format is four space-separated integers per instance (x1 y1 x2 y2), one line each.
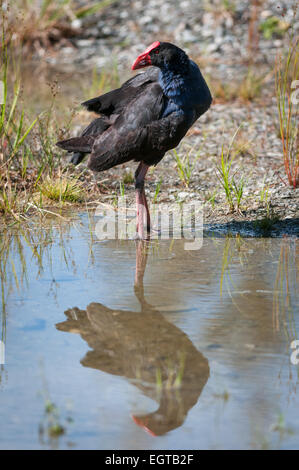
275 6 299 188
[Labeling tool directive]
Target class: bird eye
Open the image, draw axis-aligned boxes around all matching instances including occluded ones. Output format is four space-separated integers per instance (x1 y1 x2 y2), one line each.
154 48 160 54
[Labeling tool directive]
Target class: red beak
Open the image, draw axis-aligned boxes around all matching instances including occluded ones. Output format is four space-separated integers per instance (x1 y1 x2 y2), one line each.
131 41 160 70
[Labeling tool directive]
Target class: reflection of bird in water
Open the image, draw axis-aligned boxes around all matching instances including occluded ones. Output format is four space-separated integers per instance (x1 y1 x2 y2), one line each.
56 241 209 436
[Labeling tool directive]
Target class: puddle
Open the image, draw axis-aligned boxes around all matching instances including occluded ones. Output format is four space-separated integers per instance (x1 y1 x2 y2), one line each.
0 212 298 449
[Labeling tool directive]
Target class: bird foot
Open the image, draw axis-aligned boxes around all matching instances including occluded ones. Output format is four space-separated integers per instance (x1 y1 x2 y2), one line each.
133 231 151 241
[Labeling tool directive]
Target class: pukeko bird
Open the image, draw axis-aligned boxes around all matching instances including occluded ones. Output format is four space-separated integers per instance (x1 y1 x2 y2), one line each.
56 42 212 238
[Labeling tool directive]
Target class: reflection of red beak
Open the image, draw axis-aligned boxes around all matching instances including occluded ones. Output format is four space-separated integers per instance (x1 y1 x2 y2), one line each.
131 41 160 70
131 414 158 437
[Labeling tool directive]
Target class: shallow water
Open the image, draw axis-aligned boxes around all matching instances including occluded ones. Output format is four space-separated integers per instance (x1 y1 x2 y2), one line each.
0 212 298 449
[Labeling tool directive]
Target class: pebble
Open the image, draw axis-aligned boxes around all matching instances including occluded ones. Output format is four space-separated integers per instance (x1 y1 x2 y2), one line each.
177 191 190 200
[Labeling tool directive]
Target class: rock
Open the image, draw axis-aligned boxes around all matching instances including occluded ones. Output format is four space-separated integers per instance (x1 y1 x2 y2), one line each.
177 191 190 200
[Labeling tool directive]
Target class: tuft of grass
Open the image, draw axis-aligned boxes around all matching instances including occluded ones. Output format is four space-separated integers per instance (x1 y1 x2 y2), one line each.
230 131 257 161
3 0 117 54
0 25 38 219
122 170 134 185
75 0 117 19
239 68 264 101
275 33 299 188
215 128 245 212
38 175 84 203
119 181 125 198
259 178 270 204
0 12 88 223
221 0 236 14
203 0 236 18
0 186 22 221
173 147 201 187
153 178 163 204
208 68 266 103
260 16 290 40
205 189 218 209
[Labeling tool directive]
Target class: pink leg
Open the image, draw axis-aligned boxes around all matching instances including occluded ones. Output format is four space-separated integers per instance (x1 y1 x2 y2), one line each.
141 188 151 232
135 162 150 239
136 190 147 239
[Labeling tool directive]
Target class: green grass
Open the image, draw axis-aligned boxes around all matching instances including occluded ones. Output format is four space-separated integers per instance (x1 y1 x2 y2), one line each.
259 177 270 204
119 181 125 198
153 178 163 203
215 128 245 212
0 10 88 222
0 25 39 219
260 16 290 39
38 175 85 203
173 147 201 187
205 189 218 209
122 170 134 185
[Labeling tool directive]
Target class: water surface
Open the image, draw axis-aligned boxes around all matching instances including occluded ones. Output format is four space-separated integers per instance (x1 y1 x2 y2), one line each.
0 213 298 449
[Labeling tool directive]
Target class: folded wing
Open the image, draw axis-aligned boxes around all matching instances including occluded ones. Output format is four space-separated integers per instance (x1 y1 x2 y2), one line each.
81 68 159 117
56 69 160 161
88 83 189 171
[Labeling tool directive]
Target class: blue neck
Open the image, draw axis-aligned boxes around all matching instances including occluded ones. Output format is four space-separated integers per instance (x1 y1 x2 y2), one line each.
157 60 212 123
158 66 189 99
158 64 194 119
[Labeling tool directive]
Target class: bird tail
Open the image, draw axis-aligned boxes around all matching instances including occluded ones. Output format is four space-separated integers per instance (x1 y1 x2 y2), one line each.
56 135 95 153
81 96 102 114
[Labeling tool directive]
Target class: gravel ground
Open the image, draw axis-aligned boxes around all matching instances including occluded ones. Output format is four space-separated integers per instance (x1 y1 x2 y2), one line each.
46 0 298 69
42 0 298 236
